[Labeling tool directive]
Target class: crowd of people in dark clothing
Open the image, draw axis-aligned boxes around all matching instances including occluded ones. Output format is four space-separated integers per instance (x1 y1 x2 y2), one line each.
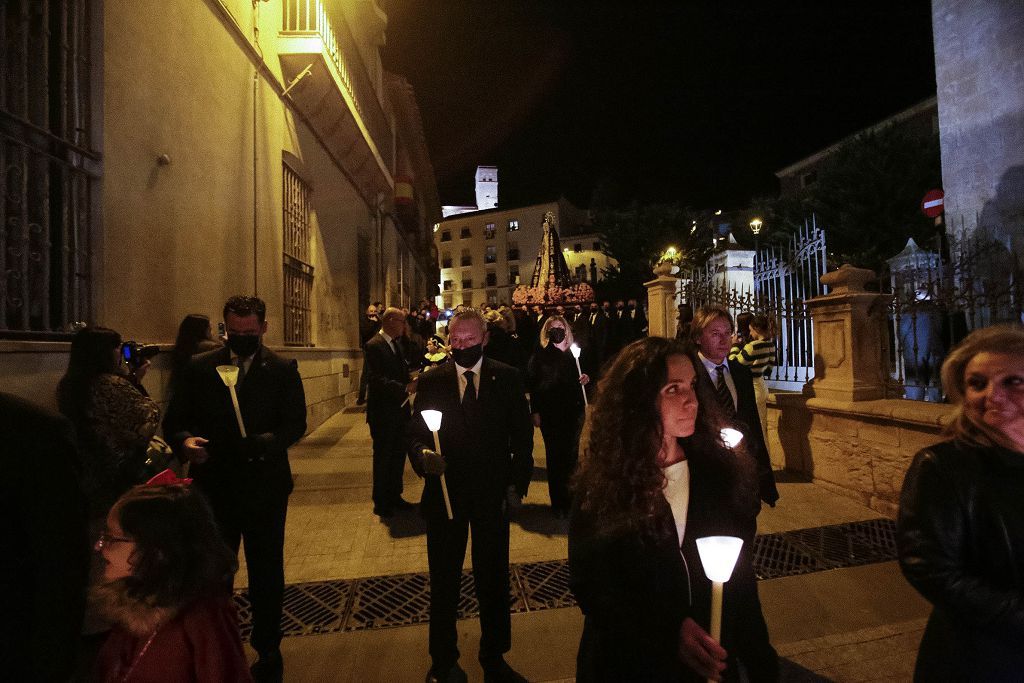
9 288 1019 683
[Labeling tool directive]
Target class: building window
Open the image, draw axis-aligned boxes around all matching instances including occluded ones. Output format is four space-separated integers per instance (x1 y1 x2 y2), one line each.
485 245 497 263
509 264 520 284
443 279 453 291
441 252 452 269
462 292 473 307
487 290 498 305
486 271 497 287
1 1 96 337
485 223 496 239
576 265 587 281
574 243 582 253
460 227 472 239
443 294 453 309
508 219 519 232
592 241 602 251
461 248 472 267
283 163 314 346
800 170 818 188
508 242 519 261
441 230 452 242
462 276 473 290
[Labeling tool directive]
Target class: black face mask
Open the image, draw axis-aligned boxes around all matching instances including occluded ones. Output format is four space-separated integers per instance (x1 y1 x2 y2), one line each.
226 334 260 358
627 304 636 310
548 328 566 344
451 343 483 368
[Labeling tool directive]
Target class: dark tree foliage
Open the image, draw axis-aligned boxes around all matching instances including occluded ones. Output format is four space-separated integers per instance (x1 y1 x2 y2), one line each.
592 203 712 301
760 124 942 271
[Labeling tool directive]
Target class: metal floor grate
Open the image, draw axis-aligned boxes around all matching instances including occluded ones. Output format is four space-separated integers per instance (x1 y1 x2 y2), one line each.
234 518 898 639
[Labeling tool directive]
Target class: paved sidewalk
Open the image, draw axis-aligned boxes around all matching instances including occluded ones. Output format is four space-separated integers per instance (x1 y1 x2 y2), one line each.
237 410 929 682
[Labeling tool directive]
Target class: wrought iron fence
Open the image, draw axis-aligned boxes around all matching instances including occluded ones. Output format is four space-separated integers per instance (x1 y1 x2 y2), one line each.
679 217 827 391
881 232 1022 402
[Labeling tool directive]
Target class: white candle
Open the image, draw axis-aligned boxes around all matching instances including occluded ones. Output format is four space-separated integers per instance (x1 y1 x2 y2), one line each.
696 535 744 683
215 365 247 438
569 343 588 406
421 410 453 520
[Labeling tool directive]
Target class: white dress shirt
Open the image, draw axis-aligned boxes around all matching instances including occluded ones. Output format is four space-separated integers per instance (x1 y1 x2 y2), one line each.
455 356 483 401
662 459 690 546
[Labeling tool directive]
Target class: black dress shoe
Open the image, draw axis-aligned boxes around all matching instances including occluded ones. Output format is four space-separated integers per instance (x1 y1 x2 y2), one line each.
425 662 468 683
481 657 528 683
392 497 416 510
373 505 394 518
251 650 283 683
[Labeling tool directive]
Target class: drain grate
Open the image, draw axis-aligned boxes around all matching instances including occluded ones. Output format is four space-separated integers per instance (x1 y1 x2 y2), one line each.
234 518 899 639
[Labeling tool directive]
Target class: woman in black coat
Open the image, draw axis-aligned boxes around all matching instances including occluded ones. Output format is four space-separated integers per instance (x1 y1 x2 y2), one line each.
528 315 590 516
897 324 1024 681
569 337 776 682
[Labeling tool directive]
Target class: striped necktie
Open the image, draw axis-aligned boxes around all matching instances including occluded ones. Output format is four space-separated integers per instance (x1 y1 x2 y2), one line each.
715 364 735 416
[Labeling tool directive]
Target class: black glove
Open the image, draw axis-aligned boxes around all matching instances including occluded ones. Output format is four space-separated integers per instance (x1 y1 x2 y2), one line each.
420 448 446 475
242 433 274 462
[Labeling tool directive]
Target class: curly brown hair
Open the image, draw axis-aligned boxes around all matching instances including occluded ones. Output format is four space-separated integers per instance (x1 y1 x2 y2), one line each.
113 484 237 608
574 336 757 540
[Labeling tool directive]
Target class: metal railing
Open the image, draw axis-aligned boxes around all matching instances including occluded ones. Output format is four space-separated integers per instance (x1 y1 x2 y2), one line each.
281 0 393 167
882 232 1023 401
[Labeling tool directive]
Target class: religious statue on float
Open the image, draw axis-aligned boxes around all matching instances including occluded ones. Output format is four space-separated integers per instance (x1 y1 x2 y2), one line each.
512 211 594 305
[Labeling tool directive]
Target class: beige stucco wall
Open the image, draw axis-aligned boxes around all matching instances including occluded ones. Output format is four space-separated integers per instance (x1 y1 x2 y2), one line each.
767 393 955 518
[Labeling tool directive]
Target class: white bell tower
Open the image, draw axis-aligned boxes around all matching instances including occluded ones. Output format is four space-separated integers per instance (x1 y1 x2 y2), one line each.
475 165 498 210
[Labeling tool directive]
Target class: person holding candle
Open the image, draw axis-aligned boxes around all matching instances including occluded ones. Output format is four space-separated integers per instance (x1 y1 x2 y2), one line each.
569 337 777 682
527 315 590 517
407 308 534 683
163 295 306 682
897 324 1024 680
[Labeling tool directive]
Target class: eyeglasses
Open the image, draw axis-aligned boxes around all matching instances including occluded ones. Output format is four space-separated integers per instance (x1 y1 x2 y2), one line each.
95 532 134 550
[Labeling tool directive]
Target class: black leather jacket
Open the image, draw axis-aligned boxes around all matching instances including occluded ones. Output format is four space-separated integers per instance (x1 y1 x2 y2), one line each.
897 439 1024 681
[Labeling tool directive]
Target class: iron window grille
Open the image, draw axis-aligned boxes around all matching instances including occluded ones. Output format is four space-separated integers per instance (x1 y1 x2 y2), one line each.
283 163 314 346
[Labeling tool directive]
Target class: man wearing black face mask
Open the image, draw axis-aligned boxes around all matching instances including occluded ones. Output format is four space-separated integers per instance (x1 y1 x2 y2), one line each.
164 295 306 683
407 308 534 683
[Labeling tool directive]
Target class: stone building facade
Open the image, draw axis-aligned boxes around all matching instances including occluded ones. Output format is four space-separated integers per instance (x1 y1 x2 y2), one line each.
0 0 439 430
932 0 1024 261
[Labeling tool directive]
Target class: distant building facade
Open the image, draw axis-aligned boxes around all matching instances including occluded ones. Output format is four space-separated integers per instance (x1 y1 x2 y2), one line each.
0 0 439 429
775 98 938 199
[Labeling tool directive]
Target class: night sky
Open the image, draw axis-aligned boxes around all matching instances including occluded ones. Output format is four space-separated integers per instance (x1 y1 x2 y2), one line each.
381 1 936 211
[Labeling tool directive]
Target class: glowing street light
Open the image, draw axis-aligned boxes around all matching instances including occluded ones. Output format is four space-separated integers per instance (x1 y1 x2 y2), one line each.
749 217 763 256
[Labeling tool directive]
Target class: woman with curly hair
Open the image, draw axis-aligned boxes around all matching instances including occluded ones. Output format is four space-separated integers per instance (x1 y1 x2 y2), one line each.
57 326 161 520
569 337 777 682
91 481 251 681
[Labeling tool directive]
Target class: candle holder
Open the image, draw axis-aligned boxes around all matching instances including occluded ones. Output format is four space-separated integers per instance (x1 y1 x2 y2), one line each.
421 409 454 520
215 365 247 438
696 535 744 683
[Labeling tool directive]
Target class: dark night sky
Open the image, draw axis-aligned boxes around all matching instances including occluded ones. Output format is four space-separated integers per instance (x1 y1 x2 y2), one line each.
381 1 936 211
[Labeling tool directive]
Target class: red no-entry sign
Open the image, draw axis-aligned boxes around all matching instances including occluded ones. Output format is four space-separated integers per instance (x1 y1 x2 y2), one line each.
921 189 944 218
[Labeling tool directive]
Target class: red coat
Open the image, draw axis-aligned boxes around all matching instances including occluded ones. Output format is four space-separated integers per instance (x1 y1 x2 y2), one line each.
94 597 252 682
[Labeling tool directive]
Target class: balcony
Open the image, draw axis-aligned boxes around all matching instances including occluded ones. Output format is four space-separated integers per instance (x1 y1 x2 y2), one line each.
279 0 394 200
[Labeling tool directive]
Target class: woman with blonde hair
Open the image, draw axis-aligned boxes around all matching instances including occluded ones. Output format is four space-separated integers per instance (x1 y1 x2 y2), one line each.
897 323 1024 680
527 315 590 516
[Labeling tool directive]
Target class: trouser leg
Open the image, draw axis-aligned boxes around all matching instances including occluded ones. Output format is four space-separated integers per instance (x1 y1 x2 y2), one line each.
470 509 511 661
244 496 289 655
370 421 391 507
426 514 469 669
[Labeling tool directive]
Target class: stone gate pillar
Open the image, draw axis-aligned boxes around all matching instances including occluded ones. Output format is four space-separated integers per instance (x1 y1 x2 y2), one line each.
646 265 679 338
803 264 889 402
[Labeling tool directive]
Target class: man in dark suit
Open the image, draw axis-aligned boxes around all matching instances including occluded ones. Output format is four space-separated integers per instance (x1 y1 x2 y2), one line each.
365 307 418 517
691 306 779 509
164 295 307 683
0 392 89 681
408 309 534 683
623 297 648 342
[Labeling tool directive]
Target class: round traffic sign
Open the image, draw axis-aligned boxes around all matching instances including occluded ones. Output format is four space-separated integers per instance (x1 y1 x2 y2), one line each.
921 189 944 218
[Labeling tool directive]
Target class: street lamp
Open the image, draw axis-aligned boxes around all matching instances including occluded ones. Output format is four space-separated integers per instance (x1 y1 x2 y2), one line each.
749 217 763 256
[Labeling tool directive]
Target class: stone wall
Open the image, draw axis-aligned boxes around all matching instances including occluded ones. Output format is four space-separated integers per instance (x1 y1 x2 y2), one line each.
932 0 1024 263
767 393 954 518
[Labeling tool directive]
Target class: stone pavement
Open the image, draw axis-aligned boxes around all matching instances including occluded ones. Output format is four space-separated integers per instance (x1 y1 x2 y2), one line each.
236 410 930 682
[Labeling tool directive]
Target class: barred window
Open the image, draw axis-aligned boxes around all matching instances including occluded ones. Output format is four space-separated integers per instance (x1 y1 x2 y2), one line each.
1 0 97 337
484 223 496 239
283 163 313 346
